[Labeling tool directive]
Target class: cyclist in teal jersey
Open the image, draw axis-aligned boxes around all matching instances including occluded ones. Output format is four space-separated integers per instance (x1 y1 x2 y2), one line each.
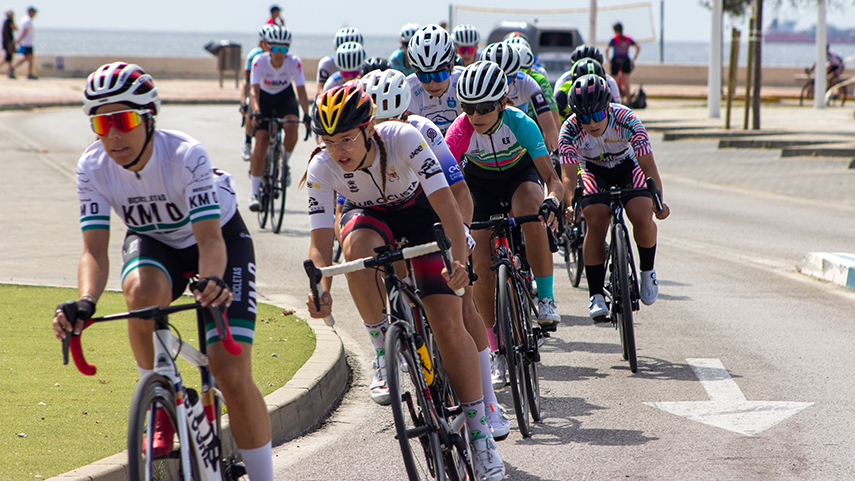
240 26 270 161
389 22 419 77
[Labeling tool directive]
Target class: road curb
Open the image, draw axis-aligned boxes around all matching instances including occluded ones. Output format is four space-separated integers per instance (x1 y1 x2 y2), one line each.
44 317 348 481
798 252 855 290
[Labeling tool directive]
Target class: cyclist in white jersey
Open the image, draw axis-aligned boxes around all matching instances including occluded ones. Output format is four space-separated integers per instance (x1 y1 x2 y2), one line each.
316 27 363 99
248 24 311 211
480 42 559 152
51 63 274 481
558 74 670 321
322 41 365 92
304 85 505 480
359 69 511 439
406 24 464 135
240 25 271 162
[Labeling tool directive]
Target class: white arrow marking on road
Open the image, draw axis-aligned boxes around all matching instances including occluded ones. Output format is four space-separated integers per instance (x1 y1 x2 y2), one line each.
644 359 813 436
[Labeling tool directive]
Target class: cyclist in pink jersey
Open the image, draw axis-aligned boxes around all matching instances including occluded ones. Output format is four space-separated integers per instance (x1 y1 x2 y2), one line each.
606 22 640 104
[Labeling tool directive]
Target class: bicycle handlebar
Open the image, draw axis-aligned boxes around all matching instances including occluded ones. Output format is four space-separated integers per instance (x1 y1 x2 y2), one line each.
470 213 544 233
257 117 312 141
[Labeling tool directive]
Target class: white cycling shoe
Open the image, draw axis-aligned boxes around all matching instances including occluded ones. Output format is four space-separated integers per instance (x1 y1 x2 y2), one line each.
490 351 506 391
369 354 390 405
639 269 659 305
588 294 608 321
247 195 261 212
486 402 510 440
471 435 506 481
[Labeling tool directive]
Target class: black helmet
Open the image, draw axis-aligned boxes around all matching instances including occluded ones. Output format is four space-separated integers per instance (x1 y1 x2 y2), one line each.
311 84 374 136
569 58 605 84
360 57 391 77
569 74 612 116
570 44 604 66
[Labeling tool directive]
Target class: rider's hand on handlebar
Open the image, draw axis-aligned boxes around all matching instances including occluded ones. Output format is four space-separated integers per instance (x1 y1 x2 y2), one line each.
192 276 232 309
251 111 262 128
655 202 670 220
306 291 332 319
302 113 312 139
52 298 95 341
441 260 469 292
540 196 560 231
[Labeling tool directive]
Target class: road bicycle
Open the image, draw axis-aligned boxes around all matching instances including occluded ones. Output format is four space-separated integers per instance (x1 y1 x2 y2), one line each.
799 68 848 107
470 210 548 438
598 178 662 374
60 281 246 481
255 118 308 234
304 224 474 481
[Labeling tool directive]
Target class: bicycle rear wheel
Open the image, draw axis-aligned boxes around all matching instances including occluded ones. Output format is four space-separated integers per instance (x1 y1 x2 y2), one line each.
497 264 531 437
386 323 446 480
614 224 638 373
800 81 814 107
269 140 287 234
128 374 198 481
564 222 583 288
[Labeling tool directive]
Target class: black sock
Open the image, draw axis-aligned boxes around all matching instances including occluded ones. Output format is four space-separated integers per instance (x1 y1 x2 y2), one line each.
586 264 606 297
638 244 656 272
245 134 252 144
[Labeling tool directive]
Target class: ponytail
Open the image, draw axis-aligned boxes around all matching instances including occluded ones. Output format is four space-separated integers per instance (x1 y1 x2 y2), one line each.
374 132 388 204
299 144 326 189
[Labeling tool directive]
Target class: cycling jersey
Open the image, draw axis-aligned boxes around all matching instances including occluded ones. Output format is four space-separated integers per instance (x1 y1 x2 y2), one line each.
558 103 651 169
316 55 336 88
407 66 465 135
446 106 548 177
250 52 306 95
506 71 549 115
525 70 558 116
244 46 264 79
77 130 237 250
553 70 621 104
389 48 416 77
322 71 347 92
306 121 450 230
609 34 636 60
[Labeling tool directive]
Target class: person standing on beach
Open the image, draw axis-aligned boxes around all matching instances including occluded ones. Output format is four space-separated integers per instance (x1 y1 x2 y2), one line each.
267 4 285 26
1 9 15 78
606 22 639 104
12 5 35 80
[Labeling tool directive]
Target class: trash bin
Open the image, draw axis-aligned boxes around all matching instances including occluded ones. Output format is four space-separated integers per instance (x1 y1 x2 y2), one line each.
204 41 242 88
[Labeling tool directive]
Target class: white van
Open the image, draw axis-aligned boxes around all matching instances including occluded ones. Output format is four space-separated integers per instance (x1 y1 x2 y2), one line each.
486 21 584 85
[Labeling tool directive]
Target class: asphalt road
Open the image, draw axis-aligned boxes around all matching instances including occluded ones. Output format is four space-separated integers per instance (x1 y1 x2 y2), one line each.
2 106 854 480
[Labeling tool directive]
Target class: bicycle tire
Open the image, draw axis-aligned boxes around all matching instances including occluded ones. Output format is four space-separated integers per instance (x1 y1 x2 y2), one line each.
386 323 446 480
564 222 583 288
269 140 287 234
128 374 199 481
497 264 531 437
614 224 638 373
516 284 541 423
256 151 271 229
800 81 814 107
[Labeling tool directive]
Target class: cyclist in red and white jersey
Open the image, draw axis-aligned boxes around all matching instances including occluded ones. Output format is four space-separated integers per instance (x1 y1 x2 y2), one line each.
316 27 363 99
248 24 311 211
452 24 481 66
405 24 466 136
558 74 669 321
51 62 274 481
304 84 505 480
322 41 365 92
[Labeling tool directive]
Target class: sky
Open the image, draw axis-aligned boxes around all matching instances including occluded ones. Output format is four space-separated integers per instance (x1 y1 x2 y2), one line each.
3 0 855 43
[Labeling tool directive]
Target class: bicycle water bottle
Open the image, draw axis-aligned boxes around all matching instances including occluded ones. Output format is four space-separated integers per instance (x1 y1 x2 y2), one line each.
414 334 434 386
185 387 222 480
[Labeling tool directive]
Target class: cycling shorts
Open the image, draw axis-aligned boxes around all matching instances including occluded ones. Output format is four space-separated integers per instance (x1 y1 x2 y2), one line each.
610 57 633 76
339 199 454 298
579 159 649 209
121 213 257 345
259 85 299 131
463 160 543 222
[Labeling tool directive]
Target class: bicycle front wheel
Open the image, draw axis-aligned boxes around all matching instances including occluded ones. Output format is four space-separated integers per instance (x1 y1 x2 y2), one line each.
256 155 271 229
386 324 446 480
516 284 541 422
128 374 199 481
269 142 287 234
614 224 638 373
564 222 583 288
497 264 531 437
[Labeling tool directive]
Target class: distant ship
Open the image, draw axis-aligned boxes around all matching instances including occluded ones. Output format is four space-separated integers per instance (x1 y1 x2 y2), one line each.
765 18 855 43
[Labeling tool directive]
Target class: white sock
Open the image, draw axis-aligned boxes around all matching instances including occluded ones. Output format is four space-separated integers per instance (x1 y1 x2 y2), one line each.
478 348 498 408
137 366 153 380
241 440 273 481
251 176 262 197
364 318 389 356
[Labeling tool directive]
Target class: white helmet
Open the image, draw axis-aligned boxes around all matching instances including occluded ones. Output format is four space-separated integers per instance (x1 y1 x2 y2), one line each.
83 62 160 115
452 24 480 47
359 69 412 120
335 42 366 72
503 35 532 51
507 42 534 70
407 24 455 73
264 24 292 46
457 60 507 104
335 27 363 48
400 23 420 43
258 24 273 41
480 42 520 77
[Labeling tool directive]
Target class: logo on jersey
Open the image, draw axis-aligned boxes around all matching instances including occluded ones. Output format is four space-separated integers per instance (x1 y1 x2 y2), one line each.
409 142 426 159
535 94 544 104
425 128 438 142
418 158 442 179
307 181 322 190
387 167 399 183
186 156 212 184
308 196 325 215
446 96 457 108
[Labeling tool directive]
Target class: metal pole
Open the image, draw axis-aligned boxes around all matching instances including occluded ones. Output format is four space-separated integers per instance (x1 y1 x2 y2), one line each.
751 0 763 129
814 0 827 109
743 16 755 130
725 28 741 129
589 0 597 45
448 4 454 30
660 0 665 63
708 0 722 118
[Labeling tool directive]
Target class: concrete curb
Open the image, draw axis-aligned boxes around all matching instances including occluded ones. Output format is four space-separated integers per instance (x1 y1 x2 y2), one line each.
798 252 855 290
44 317 348 481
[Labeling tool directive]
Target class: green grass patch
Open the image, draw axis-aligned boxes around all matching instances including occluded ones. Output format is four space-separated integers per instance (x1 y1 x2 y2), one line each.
0 284 314 480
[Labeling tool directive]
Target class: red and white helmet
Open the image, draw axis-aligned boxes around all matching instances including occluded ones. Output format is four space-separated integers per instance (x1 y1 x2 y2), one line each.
82 62 160 115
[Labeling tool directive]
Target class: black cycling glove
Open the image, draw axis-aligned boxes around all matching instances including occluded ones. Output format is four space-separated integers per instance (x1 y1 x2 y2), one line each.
56 298 96 321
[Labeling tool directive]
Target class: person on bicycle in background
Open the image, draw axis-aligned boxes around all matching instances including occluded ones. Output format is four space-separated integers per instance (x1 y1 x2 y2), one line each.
504 40 561 142
359 56 390 76
555 45 621 107
322 41 366 92
390 22 419 77
445 61 564 385
556 58 618 120
452 24 481 66
303 84 505 480
558 74 669 322
51 62 274 481
359 68 511 439
240 25 271 162
480 42 559 153
248 24 311 212
406 24 465 135
316 27 363 99
606 22 640 104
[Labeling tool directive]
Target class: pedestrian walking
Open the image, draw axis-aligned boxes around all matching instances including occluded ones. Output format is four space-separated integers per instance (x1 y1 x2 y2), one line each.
1 9 15 78
12 5 36 79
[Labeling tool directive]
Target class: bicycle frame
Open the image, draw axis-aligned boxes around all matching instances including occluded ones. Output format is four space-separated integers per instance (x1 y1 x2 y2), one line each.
604 193 640 314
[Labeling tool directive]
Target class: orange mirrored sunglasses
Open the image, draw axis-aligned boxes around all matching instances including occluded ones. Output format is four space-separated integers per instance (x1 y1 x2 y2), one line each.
89 109 150 136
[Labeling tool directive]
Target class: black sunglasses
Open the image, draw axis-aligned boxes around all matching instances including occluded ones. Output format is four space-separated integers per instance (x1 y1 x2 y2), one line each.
461 100 500 116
